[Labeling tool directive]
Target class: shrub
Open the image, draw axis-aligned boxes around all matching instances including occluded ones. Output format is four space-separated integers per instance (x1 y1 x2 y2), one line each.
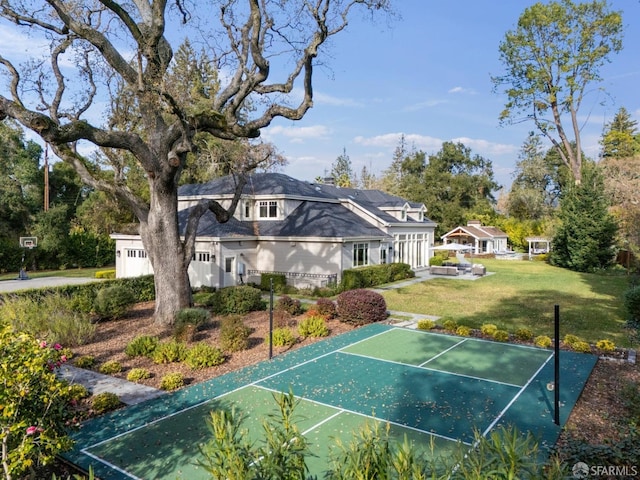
534 335 552 348
174 307 209 340
442 318 458 332
456 325 472 336
315 298 337 318
572 340 592 353
125 335 159 358
220 315 252 352
98 360 122 374
298 314 329 338
493 330 509 342
91 392 122 414
260 273 287 293
93 284 136 319
340 263 414 290
127 368 151 382
0 326 74 478
66 383 90 401
515 327 534 341
266 328 296 347
596 339 616 352
624 285 640 327
336 289 387 325
160 372 184 391
276 295 303 315
95 269 116 279
211 285 265 314
563 334 581 347
152 340 188 364
480 323 498 336
417 319 435 330
185 343 225 370
75 355 95 369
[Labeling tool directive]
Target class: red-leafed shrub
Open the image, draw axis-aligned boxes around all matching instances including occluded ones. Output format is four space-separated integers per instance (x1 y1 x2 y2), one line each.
336 289 387 325
315 298 337 318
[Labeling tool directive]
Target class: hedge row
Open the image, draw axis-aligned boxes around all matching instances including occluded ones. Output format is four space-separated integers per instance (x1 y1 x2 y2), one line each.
340 263 414 290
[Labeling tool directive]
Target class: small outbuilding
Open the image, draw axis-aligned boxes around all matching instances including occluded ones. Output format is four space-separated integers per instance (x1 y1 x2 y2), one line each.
441 221 509 254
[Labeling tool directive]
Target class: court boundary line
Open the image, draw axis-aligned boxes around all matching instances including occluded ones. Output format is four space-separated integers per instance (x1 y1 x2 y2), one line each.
254 384 470 446
78 325 553 477
419 337 468 366
339 350 523 389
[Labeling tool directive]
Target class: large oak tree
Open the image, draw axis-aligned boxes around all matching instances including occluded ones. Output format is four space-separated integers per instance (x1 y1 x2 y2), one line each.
493 0 623 184
0 0 391 324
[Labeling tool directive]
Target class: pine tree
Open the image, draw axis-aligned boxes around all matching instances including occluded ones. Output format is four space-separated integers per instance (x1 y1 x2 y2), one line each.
600 107 640 159
549 164 618 272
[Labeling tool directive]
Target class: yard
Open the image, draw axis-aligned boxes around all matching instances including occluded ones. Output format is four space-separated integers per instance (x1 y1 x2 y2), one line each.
382 259 633 346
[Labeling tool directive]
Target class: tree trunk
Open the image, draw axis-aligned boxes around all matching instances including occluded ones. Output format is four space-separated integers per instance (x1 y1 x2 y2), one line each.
140 184 192 325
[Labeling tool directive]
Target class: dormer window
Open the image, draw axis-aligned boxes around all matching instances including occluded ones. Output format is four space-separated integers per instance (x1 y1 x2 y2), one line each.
401 207 407 221
418 211 423 221
244 201 251 218
259 200 278 219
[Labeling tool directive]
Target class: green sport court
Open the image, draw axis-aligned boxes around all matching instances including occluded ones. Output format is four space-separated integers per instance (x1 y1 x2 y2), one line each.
63 324 597 479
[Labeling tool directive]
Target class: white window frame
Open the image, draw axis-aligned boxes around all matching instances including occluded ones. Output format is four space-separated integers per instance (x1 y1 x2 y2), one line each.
258 200 278 219
353 242 369 267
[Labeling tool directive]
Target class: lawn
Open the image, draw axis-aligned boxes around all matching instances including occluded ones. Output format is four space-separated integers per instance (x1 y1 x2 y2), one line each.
382 259 634 347
0 267 108 282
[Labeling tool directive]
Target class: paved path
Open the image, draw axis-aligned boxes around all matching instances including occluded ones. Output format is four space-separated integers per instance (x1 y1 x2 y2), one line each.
0 276 103 293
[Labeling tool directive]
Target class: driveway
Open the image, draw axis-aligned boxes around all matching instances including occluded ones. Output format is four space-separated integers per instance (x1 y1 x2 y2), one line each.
0 276 103 293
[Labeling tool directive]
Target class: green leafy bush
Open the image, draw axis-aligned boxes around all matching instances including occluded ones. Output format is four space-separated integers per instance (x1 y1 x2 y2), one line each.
336 289 387 325
276 295 303 315
624 285 640 327
211 285 265 315
91 392 122 414
75 355 95 369
515 327 534 341
563 334 581 347
266 328 296 347
174 307 209 340
127 368 151 382
93 284 136 319
417 319 435 330
0 326 74 477
534 335 552 348
572 340 592 353
152 340 188 364
456 325 472 336
493 330 509 342
98 360 122 374
596 339 616 352
160 372 184 391
95 270 116 279
185 343 225 370
260 273 287 292
340 263 414 290
125 335 159 358
442 318 458 332
220 315 252 352
480 323 498 336
298 313 329 338
315 298 336 318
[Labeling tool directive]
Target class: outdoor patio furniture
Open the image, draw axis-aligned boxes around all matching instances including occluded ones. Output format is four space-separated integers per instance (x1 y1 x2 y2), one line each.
472 264 486 276
430 266 459 276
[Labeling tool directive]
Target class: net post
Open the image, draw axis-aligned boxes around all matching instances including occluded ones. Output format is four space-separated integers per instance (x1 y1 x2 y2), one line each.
554 304 560 425
269 278 274 360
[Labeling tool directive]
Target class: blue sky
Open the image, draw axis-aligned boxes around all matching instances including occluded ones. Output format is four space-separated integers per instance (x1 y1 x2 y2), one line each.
1 1 638 192
261 0 640 190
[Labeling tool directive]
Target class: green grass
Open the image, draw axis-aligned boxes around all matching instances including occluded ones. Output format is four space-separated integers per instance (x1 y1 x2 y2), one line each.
382 259 633 347
0 267 108 281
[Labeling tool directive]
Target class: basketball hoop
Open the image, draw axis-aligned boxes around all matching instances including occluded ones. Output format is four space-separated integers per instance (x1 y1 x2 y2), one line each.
19 237 37 249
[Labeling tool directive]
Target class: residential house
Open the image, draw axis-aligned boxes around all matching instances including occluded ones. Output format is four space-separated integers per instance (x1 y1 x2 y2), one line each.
112 173 437 289
440 220 509 254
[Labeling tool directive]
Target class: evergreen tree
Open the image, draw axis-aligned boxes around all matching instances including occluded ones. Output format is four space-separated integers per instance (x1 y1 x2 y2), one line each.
549 164 618 272
600 107 640 158
330 148 355 187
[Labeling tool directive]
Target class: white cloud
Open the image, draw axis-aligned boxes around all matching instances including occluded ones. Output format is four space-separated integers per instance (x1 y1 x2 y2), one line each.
263 124 332 143
403 99 447 112
448 86 476 95
314 91 364 107
354 132 443 152
451 137 517 156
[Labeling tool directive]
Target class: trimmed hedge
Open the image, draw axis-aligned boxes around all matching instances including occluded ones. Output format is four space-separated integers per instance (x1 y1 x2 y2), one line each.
341 263 414 290
211 285 266 315
624 285 640 328
336 289 387 325
260 273 287 292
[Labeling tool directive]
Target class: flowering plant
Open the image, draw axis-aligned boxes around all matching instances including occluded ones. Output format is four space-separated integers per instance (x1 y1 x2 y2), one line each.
1 324 74 479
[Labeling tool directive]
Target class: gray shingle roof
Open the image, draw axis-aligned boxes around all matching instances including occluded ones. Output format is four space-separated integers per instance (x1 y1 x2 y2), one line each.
178 200 391 240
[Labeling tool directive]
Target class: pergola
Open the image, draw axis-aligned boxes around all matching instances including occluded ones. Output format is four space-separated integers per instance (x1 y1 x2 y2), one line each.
526 237 551 259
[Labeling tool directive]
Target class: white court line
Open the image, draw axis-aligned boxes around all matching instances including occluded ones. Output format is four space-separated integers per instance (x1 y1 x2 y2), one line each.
419 338 468 366
79 450 143 480
339 350 522 389
255 384 470 446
